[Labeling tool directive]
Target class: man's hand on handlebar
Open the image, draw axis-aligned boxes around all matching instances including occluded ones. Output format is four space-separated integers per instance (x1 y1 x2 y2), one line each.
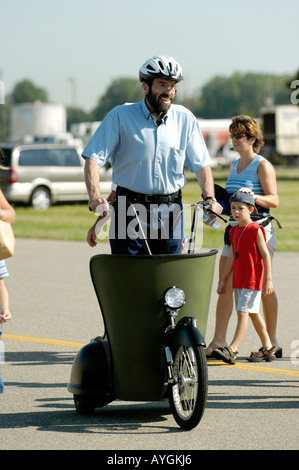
201 200 227 225
208 199 223 215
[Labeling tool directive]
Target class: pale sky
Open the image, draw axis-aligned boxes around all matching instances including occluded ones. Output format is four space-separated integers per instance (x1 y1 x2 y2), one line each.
1 0 298 111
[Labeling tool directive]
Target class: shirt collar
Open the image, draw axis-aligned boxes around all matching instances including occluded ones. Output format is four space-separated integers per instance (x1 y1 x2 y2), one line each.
141 98 169 124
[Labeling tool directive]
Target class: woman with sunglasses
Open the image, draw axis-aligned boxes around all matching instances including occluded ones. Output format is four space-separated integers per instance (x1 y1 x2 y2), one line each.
206 115 281 363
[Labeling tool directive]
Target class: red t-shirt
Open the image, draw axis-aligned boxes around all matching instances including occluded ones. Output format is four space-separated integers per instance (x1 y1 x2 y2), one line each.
229 222 266 291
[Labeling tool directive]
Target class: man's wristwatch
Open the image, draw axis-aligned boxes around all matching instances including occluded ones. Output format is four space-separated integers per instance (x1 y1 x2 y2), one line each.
204 196 217 202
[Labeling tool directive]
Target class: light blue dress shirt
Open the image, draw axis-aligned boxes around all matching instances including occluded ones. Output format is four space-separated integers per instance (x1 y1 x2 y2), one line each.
82 99 211 195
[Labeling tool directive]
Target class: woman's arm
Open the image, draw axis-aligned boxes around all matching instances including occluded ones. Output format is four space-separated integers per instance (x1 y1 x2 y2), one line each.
256 160 279 208
0 189 16 224
239 160 279 208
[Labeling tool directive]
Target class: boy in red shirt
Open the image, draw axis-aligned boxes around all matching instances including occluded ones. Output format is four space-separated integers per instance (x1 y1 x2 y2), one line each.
214 190 275 363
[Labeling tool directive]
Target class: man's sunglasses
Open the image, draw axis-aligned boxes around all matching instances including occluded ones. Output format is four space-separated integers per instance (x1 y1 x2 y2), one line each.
230 132 246 139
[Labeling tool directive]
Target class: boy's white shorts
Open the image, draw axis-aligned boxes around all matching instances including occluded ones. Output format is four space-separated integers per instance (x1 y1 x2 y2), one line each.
234 288 262 314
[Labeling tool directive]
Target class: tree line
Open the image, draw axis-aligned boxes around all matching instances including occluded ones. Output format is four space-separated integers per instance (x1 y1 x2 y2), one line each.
0 70 297 140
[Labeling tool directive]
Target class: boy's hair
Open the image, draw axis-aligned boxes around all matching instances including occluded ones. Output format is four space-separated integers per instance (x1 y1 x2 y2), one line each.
229 115 264 153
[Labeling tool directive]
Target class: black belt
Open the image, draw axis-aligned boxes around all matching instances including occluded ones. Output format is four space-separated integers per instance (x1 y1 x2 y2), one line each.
116 186 182 204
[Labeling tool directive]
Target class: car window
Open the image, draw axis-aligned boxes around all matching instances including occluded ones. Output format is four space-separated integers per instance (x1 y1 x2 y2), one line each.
19 148 81 167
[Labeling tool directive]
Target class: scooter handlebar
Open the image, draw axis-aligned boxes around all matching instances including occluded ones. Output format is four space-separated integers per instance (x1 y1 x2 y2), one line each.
198 201 228 223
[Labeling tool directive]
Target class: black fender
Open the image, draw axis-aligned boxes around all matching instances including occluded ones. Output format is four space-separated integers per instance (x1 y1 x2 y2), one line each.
67 337 114 398
170 316 206 348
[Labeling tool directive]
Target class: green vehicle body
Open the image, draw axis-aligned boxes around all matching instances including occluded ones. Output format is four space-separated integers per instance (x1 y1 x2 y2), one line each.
68 250 217 403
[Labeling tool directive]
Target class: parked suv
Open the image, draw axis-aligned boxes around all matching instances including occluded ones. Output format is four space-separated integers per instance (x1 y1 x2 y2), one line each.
0 143 111 210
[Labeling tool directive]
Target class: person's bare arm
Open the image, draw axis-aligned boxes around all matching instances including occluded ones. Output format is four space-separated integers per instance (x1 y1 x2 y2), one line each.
257 228 274 295
0 189 15 224
195 165 223 214
239 160 279 208
0 278 11 322
87 191 116 247
84 158 109 214
217 247 234 294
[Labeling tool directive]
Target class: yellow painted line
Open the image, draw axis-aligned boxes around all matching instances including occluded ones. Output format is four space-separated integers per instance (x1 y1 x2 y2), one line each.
2 333 85 349
234 362 299 378
3 334 299 379
208 359 299 378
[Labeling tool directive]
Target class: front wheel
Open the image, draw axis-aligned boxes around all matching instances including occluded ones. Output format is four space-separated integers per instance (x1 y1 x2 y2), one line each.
169 345 208 430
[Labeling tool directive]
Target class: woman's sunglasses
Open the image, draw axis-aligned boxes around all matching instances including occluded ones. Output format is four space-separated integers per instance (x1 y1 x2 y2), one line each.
230 132 246 139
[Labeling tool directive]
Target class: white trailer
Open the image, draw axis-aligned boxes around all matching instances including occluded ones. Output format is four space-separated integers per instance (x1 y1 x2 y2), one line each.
70 121 102 145
10 102 67 142
260 105 299 161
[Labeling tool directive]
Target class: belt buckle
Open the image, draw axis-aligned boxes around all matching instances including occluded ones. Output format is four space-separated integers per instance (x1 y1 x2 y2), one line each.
145 194 152 203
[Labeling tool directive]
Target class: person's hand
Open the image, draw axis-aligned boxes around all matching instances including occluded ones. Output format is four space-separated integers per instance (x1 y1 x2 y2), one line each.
238 187 253 195
208 199 223 215
0 310 12 322
87 192 115 247
238 187 257 201
89 197 110 216
217 280 226 295
262 280 274 296
87 224 98 247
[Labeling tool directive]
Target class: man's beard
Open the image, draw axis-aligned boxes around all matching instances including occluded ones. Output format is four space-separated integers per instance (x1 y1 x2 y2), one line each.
146 87 174 115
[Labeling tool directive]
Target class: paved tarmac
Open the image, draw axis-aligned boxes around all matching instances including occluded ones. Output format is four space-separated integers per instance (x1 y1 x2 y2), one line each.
0 238 298 451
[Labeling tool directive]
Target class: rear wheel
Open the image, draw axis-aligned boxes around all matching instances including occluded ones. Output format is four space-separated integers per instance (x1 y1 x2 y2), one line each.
73 395 95 415
73 393 113 415
31 186 51 210
169 345 208 430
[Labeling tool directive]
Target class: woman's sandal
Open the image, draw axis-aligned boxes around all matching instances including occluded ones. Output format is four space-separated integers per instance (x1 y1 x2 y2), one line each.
246 347 276 362
212 346 238 365
271 346 283 358
205 342 225 358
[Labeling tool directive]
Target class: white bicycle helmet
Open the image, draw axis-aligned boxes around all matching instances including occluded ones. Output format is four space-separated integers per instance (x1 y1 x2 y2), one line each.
139 55 184 82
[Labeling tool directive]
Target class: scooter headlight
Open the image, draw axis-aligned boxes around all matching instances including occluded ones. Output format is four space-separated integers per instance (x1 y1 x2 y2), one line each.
164 286 185 309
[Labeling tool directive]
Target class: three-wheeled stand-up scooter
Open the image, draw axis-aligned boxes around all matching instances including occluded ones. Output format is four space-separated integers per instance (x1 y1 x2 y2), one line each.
68 202 224 429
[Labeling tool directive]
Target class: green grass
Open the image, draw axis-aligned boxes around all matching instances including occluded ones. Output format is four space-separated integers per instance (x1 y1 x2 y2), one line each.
12 167 299 251
13 202 94 242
